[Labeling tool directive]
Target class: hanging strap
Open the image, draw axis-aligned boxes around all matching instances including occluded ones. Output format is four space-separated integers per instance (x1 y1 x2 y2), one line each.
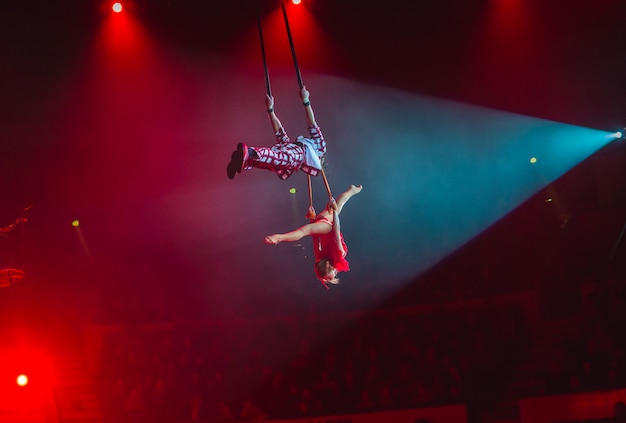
280 0 303 90
258 1 334 215
257 1 272 97
279 0 334 206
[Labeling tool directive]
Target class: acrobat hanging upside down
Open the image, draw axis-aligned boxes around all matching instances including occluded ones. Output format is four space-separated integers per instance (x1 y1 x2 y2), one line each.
226 87 362 288
264 184 362 289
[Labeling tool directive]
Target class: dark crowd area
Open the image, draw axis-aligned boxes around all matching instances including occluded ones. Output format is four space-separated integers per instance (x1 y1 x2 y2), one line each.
96 305 528 422
90 261 626 423
538 269 626 396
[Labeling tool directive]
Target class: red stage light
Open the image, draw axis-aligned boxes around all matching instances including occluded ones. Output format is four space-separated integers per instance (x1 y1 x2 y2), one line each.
16 374 28 387
112 2 123 13
292 0 302 4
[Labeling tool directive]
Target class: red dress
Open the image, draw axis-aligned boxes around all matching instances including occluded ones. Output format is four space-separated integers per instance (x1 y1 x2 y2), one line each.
312 216 350 272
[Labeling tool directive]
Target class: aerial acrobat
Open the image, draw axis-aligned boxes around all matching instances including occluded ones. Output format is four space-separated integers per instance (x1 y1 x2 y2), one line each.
225 0 362 288
226 85 362 288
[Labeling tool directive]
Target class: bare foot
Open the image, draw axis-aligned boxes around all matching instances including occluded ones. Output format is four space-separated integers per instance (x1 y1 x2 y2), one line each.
350 184 363 195
264 235 280 245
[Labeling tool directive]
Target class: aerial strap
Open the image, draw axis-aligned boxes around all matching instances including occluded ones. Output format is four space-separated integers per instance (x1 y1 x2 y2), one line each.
257 1 334 214
280 0 303 90
279 0 334 206
256 1 272 98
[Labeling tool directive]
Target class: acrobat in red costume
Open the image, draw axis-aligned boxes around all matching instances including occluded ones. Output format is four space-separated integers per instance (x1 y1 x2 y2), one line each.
264 184 362 288
226 87 362 288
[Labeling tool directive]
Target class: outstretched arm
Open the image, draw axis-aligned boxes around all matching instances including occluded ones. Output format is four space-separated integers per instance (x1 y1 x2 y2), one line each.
265 221 332 245
300 86 318 127
265 94 285 134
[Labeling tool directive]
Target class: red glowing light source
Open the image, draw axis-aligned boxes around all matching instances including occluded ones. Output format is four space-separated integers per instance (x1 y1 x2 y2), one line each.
112 2 123 13
292 0 302 4
16 374 28 387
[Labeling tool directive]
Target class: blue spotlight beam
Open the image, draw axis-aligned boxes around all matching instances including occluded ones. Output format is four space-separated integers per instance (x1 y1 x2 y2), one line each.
319 77 615 284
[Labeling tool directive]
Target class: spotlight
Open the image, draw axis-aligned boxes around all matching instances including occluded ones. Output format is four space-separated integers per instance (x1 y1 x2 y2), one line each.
16 374 28 387
605 129 624 141
112 2 123 13
72 220 80 227
292 0 302 4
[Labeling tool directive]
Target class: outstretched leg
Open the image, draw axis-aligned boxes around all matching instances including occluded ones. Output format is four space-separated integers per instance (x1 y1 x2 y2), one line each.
334 184 363 215
227 142 306 180
265 221 332 245
247 144 304 174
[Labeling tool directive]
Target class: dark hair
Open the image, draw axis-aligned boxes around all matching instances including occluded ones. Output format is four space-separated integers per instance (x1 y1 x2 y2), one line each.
314 258 339 286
